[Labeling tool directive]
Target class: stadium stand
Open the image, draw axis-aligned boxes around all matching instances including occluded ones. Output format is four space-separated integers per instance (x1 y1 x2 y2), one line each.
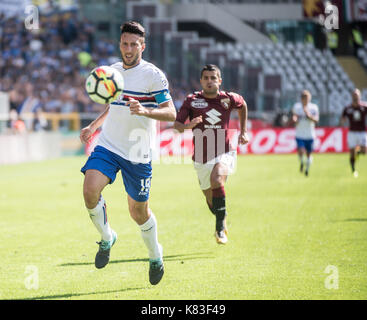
1 0 367 132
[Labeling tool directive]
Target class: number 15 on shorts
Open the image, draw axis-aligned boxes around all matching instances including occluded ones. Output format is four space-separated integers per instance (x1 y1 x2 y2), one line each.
139 177 151 196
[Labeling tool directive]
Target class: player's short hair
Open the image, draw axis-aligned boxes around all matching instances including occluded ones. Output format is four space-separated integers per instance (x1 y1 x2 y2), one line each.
200 64 222 79
120 21 145 39
353 88 360 95
301 90 311 99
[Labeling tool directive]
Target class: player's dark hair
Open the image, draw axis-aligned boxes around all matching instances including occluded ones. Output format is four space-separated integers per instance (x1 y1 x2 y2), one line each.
201 64 221 79
120 21 145 39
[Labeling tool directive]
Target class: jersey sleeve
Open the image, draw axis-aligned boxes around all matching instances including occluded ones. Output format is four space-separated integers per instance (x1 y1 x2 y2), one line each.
313 104 320 120
342 106 348 117
313 104 319 115
292 103 298 115
175 96 191 123
228 92 245 109
150 68 172 105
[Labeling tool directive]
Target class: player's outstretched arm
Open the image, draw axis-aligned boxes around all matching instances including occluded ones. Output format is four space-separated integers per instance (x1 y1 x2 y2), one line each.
80 105 110 144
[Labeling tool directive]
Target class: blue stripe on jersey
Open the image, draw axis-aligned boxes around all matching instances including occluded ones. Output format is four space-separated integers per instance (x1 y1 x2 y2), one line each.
123 89 170 96
110 102 158 108
123 90 150 96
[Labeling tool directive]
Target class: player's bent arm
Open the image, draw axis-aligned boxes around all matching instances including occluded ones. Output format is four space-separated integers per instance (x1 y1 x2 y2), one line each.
237 101 248 134
306 112 319 123
173 116 203 132
173 121 186 133
80 105 109 143
237 102 250 145
339 116 347 127
292 113 298 124
146 100 177 121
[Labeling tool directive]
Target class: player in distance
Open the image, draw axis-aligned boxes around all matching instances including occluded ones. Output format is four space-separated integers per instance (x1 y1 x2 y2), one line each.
340 88 367 177
291 90 319 177
80 21 176 285
173 64 249 244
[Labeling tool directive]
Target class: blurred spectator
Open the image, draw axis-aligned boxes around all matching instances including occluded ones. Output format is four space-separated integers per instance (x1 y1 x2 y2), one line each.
32 108 49 132
9 109 26 134
0 11 190 122
327 30 338 54
352 27 364 56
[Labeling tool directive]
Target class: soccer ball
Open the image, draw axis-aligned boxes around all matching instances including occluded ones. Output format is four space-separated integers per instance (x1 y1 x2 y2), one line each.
85 66 124 104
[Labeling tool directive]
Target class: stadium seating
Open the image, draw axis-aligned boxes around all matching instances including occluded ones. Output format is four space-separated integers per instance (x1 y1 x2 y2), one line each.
1 0 361 130
126 0 357 119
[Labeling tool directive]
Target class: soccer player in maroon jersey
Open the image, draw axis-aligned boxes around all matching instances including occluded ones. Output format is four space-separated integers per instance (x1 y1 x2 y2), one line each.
173 64 249 244
340 88 367 177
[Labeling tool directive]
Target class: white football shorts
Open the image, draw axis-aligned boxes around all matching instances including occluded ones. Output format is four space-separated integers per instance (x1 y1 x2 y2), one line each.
193 151 237 190
347 131 367 149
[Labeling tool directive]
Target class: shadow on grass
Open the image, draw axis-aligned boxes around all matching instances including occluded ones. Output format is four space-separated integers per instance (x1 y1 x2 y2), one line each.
59 252 213 267
331 218 367 222
20 286 145 300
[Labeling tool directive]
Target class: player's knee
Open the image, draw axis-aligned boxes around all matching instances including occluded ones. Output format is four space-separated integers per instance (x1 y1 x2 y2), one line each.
210 175 223 188
128 201 149 224
83 184 100 209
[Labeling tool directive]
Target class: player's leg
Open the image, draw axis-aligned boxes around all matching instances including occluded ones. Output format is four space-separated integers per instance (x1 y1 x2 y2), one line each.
127 196 164 285
193 162 214 213
305 151 312 176
83 170 117 268
350 148 357 176
81 146 119 268
210 162 229 244
127 197 162 262
202 188 215 215
120 158 163 285
304 140 314 177
298 148 305 172
347 131 358 176
296 138 305 172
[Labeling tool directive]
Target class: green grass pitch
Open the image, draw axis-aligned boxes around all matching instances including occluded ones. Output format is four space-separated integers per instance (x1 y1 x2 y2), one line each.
0 153 366 300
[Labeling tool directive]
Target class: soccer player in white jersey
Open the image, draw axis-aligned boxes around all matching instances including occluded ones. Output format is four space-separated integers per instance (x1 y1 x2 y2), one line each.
79 21 176 285
292 90 319 176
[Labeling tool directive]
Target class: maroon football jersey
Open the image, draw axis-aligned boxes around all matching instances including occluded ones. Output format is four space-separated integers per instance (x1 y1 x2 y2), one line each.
342 102 367 131
176 90 244 163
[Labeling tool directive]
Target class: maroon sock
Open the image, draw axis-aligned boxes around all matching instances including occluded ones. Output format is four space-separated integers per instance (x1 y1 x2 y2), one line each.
206 201 215 215
212 186 225 198
212 186 226 232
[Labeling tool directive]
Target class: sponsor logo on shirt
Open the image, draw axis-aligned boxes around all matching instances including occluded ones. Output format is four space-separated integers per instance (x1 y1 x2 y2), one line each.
191 99 208 108
353 110 361 121
204 109 222 128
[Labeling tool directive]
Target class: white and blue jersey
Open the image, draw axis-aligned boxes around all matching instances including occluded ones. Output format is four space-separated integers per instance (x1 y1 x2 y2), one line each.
97 59 172 164
81 59 172 202
292 102 319 140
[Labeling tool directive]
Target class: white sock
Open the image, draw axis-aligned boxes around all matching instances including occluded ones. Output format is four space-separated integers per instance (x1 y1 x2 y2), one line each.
139 212 162 261
306 156 313 171
298 153 304 165
87 196 113 242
